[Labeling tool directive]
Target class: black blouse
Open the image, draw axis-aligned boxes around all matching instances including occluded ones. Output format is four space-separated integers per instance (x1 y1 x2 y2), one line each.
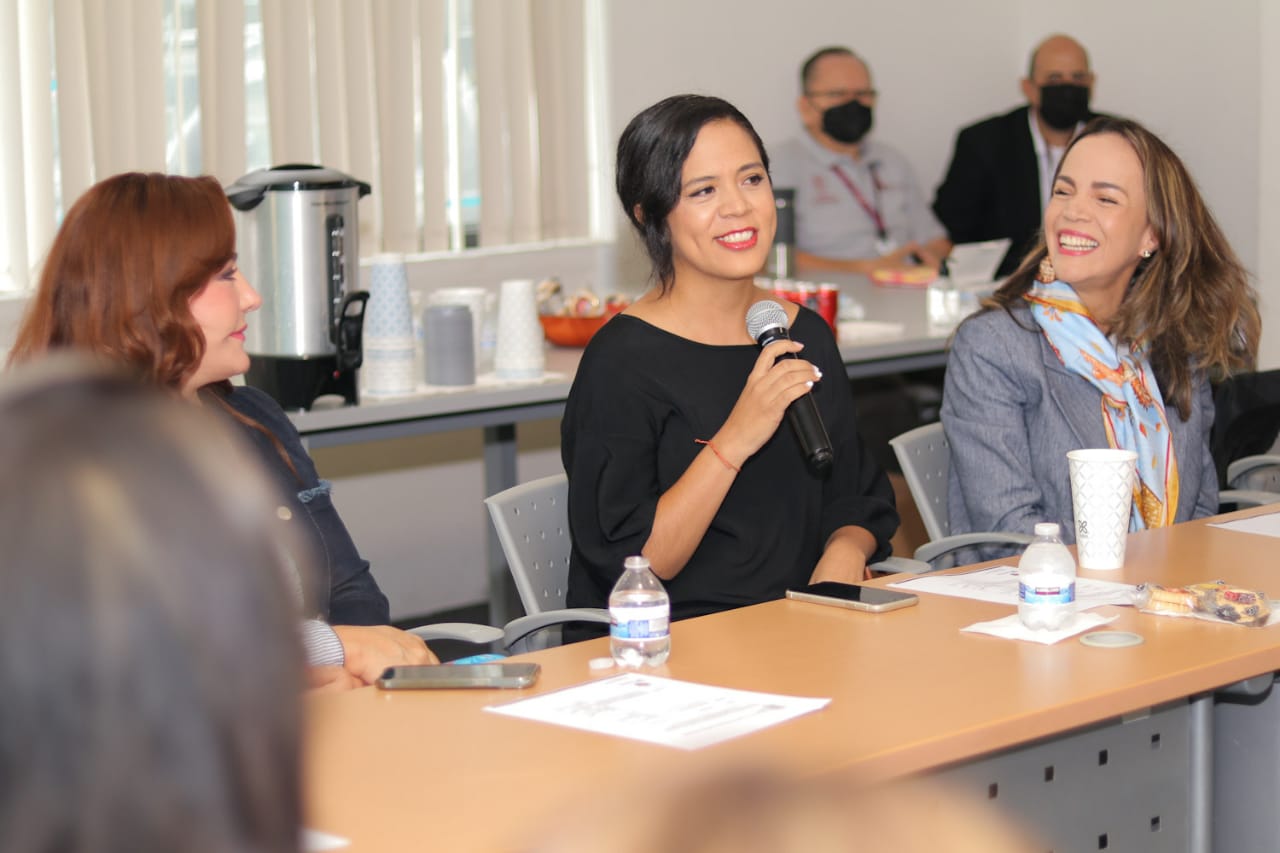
561 308 898 622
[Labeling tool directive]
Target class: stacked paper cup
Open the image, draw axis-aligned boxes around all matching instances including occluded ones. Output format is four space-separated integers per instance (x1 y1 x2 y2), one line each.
361 255 418 397
493 278 546 380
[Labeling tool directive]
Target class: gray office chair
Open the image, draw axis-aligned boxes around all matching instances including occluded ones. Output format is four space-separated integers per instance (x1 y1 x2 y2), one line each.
889 422 1033 565
484 473 611 650
407 623 505 645
1220 455 1280 509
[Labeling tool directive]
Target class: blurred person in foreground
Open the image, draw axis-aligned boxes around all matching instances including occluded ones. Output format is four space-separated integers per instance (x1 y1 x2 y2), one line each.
528 764 1038 853
0 358 303 853
562 94 897 629
943 116 1260 554
7 172 438 687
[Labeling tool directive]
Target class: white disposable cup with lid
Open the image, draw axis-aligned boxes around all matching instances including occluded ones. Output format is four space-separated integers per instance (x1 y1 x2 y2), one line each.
1067 448 1138 570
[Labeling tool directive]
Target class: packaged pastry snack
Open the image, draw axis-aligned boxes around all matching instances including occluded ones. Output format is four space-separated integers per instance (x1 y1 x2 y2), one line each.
869 266 937 288
1136 581 1271 627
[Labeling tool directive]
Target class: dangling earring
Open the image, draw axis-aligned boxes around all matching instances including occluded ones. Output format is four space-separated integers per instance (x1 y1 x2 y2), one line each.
1037 255 1056 283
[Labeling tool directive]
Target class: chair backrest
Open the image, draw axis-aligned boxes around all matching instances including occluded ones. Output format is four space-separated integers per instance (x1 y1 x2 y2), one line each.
889 422 950 542
483 473 572 616
1212 369 1280 488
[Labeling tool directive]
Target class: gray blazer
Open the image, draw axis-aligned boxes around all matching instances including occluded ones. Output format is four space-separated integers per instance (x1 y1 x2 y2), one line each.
941 304 1218 550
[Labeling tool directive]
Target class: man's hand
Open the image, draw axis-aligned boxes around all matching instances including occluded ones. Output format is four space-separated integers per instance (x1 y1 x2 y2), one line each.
871 242 926 272
332 625 440 684
917 236 954 269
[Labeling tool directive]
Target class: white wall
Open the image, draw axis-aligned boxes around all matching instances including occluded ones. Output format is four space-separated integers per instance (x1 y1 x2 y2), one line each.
1258 0 1280 368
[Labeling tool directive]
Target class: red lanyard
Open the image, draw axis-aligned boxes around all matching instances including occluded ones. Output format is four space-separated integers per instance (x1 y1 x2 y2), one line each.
830 163 886 239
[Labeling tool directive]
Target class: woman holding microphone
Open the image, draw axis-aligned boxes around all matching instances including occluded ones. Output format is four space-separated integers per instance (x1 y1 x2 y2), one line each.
562 95 898 625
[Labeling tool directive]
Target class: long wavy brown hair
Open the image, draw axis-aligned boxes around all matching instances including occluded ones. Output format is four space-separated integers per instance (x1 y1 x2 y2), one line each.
9 172 232 387
991 116 1260 420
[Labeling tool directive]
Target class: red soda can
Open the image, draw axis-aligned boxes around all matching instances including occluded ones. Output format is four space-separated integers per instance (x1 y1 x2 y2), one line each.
817 284 839 333
794 282 819 312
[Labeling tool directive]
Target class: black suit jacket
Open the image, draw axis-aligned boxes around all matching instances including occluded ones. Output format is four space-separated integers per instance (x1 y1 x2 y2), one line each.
932 106 1045 278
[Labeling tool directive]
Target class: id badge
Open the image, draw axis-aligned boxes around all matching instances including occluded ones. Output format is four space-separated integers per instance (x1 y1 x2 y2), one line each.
874 237 896 256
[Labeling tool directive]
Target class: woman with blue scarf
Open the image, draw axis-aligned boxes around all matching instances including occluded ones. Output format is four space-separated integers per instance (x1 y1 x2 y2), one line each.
942 116 1259 554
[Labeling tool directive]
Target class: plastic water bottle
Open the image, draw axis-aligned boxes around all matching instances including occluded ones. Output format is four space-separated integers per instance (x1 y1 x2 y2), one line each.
926 260 961 332
1017 523 1077 630
609 556 670 667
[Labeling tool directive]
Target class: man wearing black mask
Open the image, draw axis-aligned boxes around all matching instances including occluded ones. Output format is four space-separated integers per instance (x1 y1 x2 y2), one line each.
933 34 1099 278
771 46 950 275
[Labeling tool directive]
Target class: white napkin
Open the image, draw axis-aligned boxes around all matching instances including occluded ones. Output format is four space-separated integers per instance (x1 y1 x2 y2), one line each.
961 612 1117 645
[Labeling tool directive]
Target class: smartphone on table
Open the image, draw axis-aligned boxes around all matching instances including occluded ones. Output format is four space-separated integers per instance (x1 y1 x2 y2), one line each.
785 582 918 613
376 662 540 690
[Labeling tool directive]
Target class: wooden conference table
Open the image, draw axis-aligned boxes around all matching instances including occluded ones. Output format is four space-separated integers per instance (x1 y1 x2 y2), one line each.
305 505 1280 852
289 273 957 622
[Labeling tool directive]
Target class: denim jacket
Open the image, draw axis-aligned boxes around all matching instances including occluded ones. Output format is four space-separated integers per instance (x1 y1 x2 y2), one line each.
223 386 390 627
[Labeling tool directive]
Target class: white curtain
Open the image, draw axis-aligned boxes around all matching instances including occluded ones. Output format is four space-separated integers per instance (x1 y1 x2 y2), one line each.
0 0 33 292
371 0 419 253
474 0 539 247
531 0 588 241
197 0 245 183
84 0 167 175
0 0 595 293
2 0 167 292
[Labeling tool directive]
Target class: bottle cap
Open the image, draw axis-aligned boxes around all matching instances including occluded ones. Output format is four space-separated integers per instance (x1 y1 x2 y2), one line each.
1033 522 1060 537
1080 631 1144 648
623 555 650 570
588 657 616 671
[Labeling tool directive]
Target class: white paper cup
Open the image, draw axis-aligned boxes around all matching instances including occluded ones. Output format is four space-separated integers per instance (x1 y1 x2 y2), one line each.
365 256 414 340
361 335 418 397
1067 449 1138 570
493 278 545 380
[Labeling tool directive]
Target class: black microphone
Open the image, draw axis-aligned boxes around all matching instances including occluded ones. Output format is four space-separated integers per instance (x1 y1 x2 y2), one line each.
745 302 834 470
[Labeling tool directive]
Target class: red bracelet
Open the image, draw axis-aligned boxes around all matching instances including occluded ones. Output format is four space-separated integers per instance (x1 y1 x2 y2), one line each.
695 438 740 474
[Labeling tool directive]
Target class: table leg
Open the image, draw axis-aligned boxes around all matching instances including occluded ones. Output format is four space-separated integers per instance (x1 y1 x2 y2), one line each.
484 424 518 626
1188 693 1212 853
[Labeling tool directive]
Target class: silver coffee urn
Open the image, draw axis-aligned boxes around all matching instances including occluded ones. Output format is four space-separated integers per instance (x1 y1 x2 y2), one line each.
225 164 371 410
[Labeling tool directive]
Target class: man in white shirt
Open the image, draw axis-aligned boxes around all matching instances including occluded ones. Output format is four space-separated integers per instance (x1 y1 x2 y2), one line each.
770 47 951 275
933 34 1098 278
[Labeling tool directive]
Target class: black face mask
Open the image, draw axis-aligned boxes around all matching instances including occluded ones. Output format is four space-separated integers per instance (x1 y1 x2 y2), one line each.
1038 84 1091 131
821 99 874 145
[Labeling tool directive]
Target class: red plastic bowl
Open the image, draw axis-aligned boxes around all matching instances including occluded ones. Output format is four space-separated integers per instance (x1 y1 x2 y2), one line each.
539 314 610 347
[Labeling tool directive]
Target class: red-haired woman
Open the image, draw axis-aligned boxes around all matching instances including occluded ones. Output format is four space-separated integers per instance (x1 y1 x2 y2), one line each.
9 172 437 688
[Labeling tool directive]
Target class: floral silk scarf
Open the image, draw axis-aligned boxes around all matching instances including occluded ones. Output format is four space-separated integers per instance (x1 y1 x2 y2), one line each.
1026 280 1178 529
